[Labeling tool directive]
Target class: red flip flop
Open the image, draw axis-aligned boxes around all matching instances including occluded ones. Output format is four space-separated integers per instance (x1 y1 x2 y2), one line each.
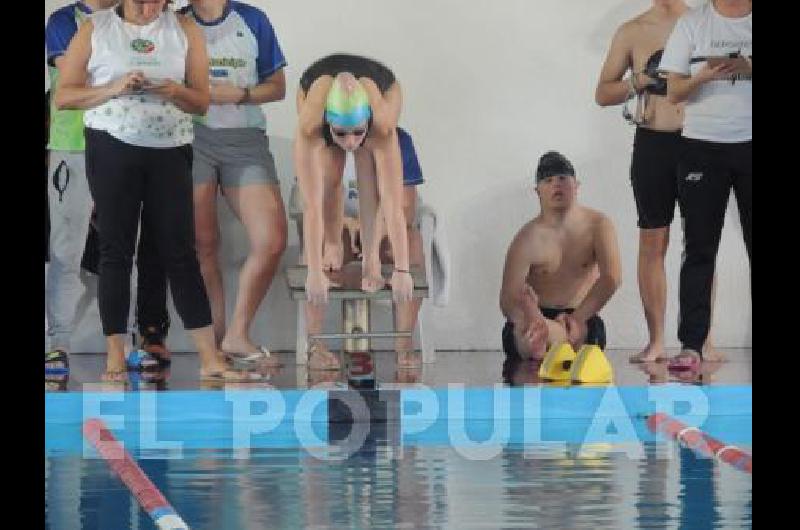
668 351 702 372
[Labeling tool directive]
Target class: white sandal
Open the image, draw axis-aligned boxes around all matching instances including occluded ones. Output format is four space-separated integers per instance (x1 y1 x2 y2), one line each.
226 346 273 367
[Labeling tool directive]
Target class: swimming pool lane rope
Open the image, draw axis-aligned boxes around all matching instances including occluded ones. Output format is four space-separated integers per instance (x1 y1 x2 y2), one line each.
647 412 752 473
82 418 191 530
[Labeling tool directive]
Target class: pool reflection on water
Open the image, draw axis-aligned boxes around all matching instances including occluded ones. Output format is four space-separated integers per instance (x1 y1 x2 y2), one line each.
45 440 751 530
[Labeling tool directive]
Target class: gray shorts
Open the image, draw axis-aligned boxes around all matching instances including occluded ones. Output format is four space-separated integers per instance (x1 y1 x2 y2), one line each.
192 123 279 187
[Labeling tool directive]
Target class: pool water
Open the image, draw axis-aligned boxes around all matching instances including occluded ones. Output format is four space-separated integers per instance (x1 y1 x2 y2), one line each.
45 383 753 529
46 440 751 529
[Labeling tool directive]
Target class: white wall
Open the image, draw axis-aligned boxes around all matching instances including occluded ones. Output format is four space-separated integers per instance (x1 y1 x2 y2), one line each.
46 0 751 352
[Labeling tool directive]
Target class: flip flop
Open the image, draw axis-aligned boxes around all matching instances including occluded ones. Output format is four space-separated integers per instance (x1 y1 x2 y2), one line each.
45 349 69 374
45 369 69 391
224 346 278 367
126 349 162 372
128 369 168 391
141 343 172 366
45 378 69 392
200 370 265 383
667 351 702 372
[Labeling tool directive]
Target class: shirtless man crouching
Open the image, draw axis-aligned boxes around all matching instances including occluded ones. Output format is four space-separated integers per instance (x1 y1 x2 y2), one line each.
499 151 622 360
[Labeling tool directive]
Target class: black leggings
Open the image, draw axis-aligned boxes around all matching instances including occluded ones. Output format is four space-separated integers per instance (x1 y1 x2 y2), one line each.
84 128 211 336
677 138 751 353
136 211 170 338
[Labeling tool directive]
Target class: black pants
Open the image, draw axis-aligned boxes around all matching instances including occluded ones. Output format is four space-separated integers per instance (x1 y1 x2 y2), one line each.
84 128 211 336
678 138 752 353
135 210 171 339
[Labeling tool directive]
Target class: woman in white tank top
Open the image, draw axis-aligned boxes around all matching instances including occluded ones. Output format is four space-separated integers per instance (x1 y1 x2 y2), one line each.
54 0 251 384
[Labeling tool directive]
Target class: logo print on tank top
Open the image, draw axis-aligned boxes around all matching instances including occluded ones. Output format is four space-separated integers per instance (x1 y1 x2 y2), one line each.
131 38 156 54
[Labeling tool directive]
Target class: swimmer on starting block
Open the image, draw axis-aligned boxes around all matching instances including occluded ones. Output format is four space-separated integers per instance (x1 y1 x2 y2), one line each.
293 54 413 370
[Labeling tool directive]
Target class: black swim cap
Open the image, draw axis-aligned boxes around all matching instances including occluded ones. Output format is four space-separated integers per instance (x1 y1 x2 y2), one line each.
535 151 575 183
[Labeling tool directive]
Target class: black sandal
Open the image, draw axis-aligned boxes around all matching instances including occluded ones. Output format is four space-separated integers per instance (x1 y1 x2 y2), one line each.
45 349 69 373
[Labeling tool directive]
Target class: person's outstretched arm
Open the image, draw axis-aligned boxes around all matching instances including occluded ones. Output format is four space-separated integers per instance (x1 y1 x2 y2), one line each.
360 79 411 301
295 76 335 305
562 215 622 346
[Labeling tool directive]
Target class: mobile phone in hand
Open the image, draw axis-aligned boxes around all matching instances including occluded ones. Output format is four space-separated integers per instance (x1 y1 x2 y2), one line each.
141 77 170 90
706 56 750 75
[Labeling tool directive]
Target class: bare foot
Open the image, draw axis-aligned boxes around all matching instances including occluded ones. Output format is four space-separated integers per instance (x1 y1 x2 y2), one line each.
395 367 422 384
261 354 282 368
361 275 385 293
200 356 260 382
702 343 726 362
508 359 543 386
640 361 668 384
102 370 127 383
397 350 421 369
516 286 548 360
221 337 259 355
394 337 413 355
308 368 341 386
308 341 340 371
668 349 702 372
323 241 344 271
629 344 667 363
103 354 127 383
362 257 385 293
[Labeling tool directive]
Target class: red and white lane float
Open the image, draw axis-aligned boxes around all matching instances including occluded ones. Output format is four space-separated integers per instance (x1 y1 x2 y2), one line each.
647 412 751 473
83 418 190 529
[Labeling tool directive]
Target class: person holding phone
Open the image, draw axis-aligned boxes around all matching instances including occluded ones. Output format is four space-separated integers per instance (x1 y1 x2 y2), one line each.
54 0 244 383
659 0 751 372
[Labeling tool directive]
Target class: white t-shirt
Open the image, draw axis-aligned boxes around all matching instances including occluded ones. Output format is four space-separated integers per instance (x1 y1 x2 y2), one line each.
182 1 286 130
659 3 751 143
343 153 360 218
84 8 193 148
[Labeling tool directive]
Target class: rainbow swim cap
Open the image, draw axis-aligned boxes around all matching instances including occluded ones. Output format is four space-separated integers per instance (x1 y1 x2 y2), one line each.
324 81 372 128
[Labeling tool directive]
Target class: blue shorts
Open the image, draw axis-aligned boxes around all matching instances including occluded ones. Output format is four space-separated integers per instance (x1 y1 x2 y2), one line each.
290 126 424 220
396 127 424 186
321 126 424 186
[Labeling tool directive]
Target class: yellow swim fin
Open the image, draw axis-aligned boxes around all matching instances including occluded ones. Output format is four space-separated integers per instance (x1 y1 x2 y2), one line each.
538 343 577 381
570 344 613 384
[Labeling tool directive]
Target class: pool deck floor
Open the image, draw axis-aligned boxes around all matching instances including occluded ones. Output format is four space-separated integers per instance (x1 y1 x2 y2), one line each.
46 348 752 392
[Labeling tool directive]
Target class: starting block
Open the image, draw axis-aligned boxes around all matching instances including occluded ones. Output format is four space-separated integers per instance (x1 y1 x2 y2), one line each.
539 342 613 384
286 262 430 387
